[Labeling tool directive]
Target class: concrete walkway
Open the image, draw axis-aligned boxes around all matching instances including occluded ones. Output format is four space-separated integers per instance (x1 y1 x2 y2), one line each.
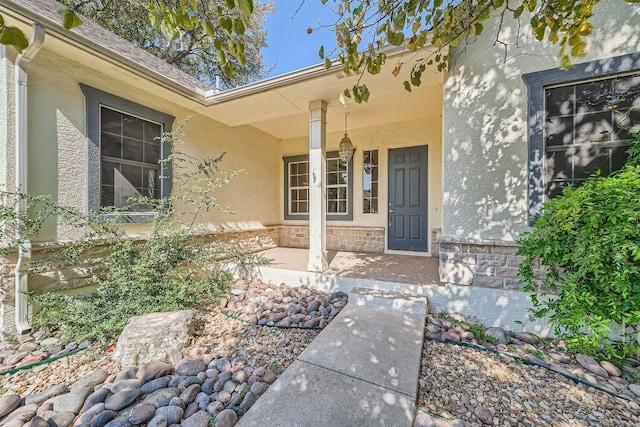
237 288 427 427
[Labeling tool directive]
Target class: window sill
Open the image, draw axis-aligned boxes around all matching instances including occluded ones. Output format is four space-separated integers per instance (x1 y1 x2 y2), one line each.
98 212 157 224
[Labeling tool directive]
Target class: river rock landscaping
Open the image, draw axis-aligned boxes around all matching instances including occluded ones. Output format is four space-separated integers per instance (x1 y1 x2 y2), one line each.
417 312 640 426
1 281 639 427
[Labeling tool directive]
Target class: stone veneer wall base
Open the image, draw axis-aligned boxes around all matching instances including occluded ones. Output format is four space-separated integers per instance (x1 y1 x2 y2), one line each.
438 236 545 290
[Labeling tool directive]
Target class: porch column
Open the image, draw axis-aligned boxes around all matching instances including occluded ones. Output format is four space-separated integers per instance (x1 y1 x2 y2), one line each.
307 100 328 272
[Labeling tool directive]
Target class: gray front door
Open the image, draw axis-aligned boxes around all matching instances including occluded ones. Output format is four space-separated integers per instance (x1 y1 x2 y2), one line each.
388 146 428 251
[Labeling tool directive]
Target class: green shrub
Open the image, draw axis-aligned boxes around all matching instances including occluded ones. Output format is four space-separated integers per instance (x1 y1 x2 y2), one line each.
518 135 640 361
1 118 267 346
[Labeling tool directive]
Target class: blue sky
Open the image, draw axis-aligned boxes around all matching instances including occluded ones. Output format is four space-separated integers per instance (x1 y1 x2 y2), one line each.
261 1 338 77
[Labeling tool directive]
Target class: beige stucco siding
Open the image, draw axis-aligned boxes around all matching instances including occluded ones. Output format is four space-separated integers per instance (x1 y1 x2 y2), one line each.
0 47 16 196
26 48 281 241
280 116 443 243
442 0 640 241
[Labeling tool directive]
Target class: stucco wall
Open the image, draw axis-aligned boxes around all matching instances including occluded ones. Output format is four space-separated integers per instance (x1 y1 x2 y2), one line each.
0 46 16 195
280 117 443 252
25 48 282 241
442 0 640 242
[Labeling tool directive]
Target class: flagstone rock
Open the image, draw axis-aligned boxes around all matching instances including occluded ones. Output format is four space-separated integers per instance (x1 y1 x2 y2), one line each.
484 327 510 344
80 389 109 415
153 406 183 425
576 354 609 378
513 332 540 345
599 360 622 377
2 404 39 424
174 360 205 377
212 409 237 427
104 390 141 412
53 388 92 414
88 410 117 427
113 311 194 368
140 377 171 395
136 362 173 384
128 404 156 425
0 395 22 418
73 370 109 390
108 379 141 394
24 415 50 427
181 410 212 427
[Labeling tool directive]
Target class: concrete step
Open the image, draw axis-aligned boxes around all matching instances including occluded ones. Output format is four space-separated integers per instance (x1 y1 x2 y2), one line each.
237 300 427 427
349 286 428 317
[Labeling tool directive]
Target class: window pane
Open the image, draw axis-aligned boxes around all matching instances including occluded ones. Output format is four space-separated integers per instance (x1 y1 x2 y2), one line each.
298 162 308 174
123 116 143 140
611 145 631 172
575 112 613 144
298 202 308 213
614 109 640 141
576 80 615 113
573 145 611 179
123 137 144 163
101 108 121 135
545 150 572 184
101 161 117 186
119 163 143 189
101 132 121 158
545 117 573 146
299 189 308 202
101 185 114 208
546 86 574 117
144 121 161 143
143 168 159 199
370 199 378 213
327 172 337 185
144 141 161 165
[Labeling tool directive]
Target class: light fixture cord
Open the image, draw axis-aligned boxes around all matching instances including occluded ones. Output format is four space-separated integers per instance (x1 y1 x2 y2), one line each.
344 112 349 136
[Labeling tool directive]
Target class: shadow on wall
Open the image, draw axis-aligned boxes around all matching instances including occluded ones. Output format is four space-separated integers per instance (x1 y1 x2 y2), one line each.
442 5 640 242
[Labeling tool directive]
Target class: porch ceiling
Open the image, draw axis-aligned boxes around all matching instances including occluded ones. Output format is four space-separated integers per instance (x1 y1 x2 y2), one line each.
199 53 444 140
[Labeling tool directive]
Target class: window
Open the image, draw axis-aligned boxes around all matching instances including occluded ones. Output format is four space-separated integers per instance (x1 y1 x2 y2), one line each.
363 150 379 213
81 84 175 221
100 107 163 210
523 53 640 223
545 73 639 198
288 160 309 214
283 152 353 220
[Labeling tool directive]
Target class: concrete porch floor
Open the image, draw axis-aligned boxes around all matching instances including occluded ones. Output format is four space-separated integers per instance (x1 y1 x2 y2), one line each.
255 247 549 335
258 247 440 287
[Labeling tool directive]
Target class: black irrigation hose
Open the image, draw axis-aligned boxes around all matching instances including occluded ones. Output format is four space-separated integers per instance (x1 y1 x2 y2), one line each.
220 310 325 330
0 347 84 376
424 336 637 403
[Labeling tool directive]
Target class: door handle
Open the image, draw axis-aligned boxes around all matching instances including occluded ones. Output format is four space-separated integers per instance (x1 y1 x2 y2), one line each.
389 209 395 213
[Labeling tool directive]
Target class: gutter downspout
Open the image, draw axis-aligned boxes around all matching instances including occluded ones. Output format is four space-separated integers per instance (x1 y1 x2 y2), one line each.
14 24 45 334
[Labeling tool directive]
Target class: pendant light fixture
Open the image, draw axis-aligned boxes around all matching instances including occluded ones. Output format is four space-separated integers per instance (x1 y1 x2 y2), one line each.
338 112 354 162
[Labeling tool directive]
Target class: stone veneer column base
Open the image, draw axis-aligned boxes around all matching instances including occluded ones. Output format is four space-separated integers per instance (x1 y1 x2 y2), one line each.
438 236 542 290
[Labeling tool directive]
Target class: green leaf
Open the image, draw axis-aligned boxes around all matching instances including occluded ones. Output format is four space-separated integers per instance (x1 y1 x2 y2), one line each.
318 45 324 59
149 13 159 29
403 81 412 92
233 18 245 35
493 0 505 7
225 0 235 8
221 17 233 33
58 7 84 30
203 21 215 37
238 0 253 17
0 26 29 52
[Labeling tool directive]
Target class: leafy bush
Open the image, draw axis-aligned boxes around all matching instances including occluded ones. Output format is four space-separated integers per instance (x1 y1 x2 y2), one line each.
518 135 640 361
1 119 267 346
